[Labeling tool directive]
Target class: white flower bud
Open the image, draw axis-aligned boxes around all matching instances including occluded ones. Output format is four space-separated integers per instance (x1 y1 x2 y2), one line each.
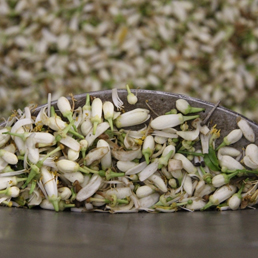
136 185 155 198
186 199 206 210
105 187 132 199
127 93 138 105
91 98 103 134
91 194 106 207
57 96 72 117
117 161 138 172
41 166 58 198
115 108 150 128
228 193 241 210
103 101 114 127
142 135 155 164
58 187 72 200
56 160 79 173
126 85 138 105
80 139 88 150
209 185 237 206
0 150 18 165
168 178 177 188
40 199 55 210
67 149 80 161
151 114 198 130
224 129 243 145
6 186 20 197
212 174 229 188
176 99 204 115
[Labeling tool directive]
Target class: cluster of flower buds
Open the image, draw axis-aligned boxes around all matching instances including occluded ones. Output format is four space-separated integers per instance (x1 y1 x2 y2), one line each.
0 91 257 213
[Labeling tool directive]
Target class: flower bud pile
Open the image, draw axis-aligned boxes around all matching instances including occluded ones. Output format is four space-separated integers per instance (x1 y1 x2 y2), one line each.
0 91 258 213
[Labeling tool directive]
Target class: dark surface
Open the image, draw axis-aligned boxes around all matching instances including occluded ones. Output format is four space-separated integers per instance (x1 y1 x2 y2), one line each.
1 207 258 258
2 90 258 258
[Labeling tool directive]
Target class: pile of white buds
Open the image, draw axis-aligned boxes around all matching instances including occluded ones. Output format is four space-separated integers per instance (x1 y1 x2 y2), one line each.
0 87 258 213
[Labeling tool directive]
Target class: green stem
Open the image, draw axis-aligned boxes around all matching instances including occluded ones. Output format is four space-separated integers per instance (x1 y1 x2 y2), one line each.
29 180 37 194
107 118 114 131
158 150 174 169
36 146 62 168
188 107 205 114
68 129 84 139
55 122 74 142
3 131 27 141
49 195 60 212
142 147 153 164
177 150 204 157
50 106 56 117
105 169 125 180
79 166 104 175
183 115 199 122
216 141 226 151
126 84 132 94
22 165 40 188
223 168 258 174
83 94 91 111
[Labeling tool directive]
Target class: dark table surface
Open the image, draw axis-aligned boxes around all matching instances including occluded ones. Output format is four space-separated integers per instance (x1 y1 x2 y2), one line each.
1 207 258 258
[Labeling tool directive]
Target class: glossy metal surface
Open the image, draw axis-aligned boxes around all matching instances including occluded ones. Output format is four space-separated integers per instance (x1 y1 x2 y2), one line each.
1 90 258 258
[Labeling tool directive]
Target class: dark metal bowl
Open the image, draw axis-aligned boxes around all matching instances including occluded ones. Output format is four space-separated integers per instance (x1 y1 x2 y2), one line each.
30 89 258 147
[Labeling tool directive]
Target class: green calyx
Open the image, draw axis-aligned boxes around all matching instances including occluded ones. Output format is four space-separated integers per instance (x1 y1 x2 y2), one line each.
105 169 125 180
158 150 174 169
91 115 101 135
184 106 205 115
142 147 153 164
49 195 61 212
182 114 200 123
83 94 91 112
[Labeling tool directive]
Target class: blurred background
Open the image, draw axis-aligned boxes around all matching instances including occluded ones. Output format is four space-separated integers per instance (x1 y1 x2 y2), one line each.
1 0 258 122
